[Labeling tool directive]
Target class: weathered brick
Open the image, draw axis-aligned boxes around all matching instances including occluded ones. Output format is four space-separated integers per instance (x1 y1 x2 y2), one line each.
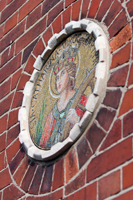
17 73 30 91
67 188 85 200
33 38 45 58
0 115 7 135
13 156 29 185
112 190 133 200
72 0 81 21
15 17 46 55
40 165 53 194
88 0 101 18
0 168 12 189
104 0 122 27
11 68 22 90
19 0 43 22
0 133 6 152
119 88 133 117
87 137 132 182
123 162 133 189
103 89 122 109
65 0 76 8
65 148 79 183
52 158 64 191
0 93 14 117
4 12 18 35
96 0 112 21
108 10 127 38
0 24 4 39
24 55 35 75
52 15 62 34
86 123 106 152
128 63 133 87
1 0 26 23
0 53 22 83
110 23 132 53
8 108 19 129
11 92 23 109
85 182 97 200
26 5 42 29
65 170 85 195
7 124 20 146
3 184 24 200
77 137 92 169
110 43 130 69
81 0 91 19
47 2 63 27
127 0 133 17
0 0 7 12
98 170 120 200
123 111 133 137
0 78 11 100
1 43 15 67
7 0 13 4
0 151 7 171
96 107 116 131
43 26 53 46
42 0 60 15
100 119 121 151
63 6 71 28
29 165 45 195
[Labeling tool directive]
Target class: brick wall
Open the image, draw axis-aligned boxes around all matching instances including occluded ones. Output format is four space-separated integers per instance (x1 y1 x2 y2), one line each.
0 0 133 199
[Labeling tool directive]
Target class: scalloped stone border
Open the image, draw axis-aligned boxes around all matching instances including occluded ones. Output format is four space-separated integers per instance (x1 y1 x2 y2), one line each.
18 19 110 161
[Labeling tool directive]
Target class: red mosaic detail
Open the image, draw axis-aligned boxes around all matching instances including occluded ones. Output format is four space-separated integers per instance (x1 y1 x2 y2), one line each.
43 26 53 46
123 161 133 189
0 133 6 152
3 184 24 200
86 122 106 152
98 170 120 200
24 55 35 75
52 15 62 34
62 6 71 28
0 114 8 134
87 0 101 18
72 0 81 21
87 137 132 182
81 0 91 19
11 68 22 90
33 38 45 58
96 0 112 21
127 63 133 87
0 168 12 190
123 111 133 137
100 119 121 151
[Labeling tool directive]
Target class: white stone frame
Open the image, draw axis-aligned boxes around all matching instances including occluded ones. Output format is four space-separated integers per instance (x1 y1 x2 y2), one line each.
18 19 110 161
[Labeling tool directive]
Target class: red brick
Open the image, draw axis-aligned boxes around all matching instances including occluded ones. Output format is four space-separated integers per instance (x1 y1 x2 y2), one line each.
11 92 23 109
96 0 112 21
0 78 11 99
67 188 85 200
19 0 43 22
119 88 133 117
13 156 29 185
86 123 106 152
112 190 133 200
7 124 20 146
33 38 45 58
52 15 62 34
40 165 53 194
85 182 97 200
128 63 133 87
127 0 133 17
110 23 132 53
0 0 7 12
26 5 42 29
123 162 133 189
11 68 23 90
42 0 60 15
108 65 129 87
17 73 30 91
0 133 6 152
43 26 53 46
15 17 46 55
72 0 81 21
63 6 71 28
65 170 85 195
0 53 22 83
88 0 101 18
6 138 21 163
0 115 7 135
8 108 19 129
110 43 130 69
0 151 7 171
22 39 38 64
4 12 18 35
0 24 4 39
3 184 24 200
1 43 15 67
1 0 26 23
108 10 127 39
99 170 120 200
123 111 133 137
0 168 12 189
47 2 63 27
87 137 132 182
96 107 116 131
65 148 79 183
65 0 76 8
0 20 25 53
24 55 35 75
104 0 122 27
0 93 14 117
77 137 93 169
81 0 91 19
29 165 45 195
52 158 64 191
21 163 37 192
100 120 121 151
7 0 13 4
